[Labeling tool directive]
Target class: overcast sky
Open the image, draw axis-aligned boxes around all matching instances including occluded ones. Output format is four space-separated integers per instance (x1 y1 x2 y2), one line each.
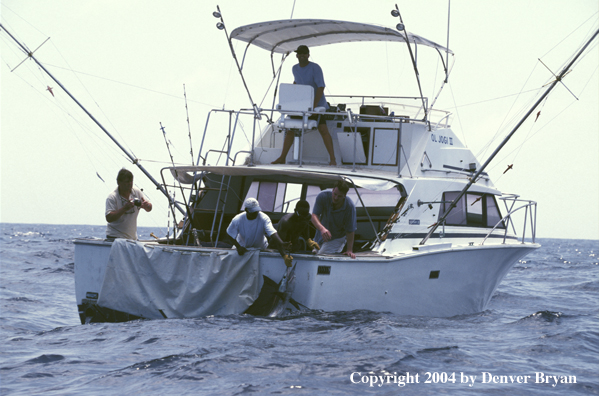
1 0 597 239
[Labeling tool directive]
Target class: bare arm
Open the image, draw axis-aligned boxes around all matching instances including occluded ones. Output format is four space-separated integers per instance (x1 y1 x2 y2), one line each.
343 231 356 259
106 201 134 223
230 238 248 255
141 197 152 212
270 232 288 258
311 213 331 242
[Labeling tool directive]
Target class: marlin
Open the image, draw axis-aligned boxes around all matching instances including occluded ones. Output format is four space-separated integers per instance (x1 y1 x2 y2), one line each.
268 263 299 317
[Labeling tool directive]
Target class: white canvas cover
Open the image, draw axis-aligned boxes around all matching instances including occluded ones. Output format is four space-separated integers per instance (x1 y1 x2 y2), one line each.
230 19 452 54
97 239 262 319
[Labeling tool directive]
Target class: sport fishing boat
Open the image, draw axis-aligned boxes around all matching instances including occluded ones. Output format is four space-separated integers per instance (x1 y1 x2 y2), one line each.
4 7 595 323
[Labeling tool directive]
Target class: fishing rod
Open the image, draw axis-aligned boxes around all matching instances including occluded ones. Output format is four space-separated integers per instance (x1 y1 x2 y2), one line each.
0 23 186 216
420 28 599 245
183 84 195 164
159 122 198 244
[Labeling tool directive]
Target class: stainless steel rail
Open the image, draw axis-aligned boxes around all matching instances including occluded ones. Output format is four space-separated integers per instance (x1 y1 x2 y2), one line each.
481 196 537 245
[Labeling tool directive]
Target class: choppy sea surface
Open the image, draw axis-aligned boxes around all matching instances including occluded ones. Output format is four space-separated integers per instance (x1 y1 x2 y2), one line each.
1 223 597 395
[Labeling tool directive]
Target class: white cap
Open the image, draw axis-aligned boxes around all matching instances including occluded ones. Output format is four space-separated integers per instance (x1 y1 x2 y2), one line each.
243 198 261 213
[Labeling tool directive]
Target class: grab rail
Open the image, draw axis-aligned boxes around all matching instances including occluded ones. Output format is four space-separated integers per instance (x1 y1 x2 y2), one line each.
203 150 233 165
434 113 452 129
481 196 537 245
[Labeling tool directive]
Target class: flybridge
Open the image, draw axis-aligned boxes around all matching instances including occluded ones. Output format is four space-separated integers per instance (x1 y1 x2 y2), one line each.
212 6 455 126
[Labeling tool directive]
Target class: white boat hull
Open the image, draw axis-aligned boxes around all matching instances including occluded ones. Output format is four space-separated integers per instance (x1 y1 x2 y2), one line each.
74 239 537 322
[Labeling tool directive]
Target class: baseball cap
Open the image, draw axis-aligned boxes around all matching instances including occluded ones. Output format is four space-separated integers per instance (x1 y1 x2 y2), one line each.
244 198 261 213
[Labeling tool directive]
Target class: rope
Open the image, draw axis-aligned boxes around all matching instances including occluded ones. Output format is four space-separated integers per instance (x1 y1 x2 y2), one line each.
447 82 467 146
43 63 217 108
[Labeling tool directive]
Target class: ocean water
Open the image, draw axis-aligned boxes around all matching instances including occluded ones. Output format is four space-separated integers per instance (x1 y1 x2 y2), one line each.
1 223 597 395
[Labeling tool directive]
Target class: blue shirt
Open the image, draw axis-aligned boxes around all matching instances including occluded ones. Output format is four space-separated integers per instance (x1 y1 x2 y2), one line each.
313 191 357 244
292 62 328 109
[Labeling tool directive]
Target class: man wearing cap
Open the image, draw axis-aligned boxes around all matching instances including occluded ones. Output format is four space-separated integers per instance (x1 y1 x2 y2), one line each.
276 200 320 253
272 45 337 166
227 198 293 266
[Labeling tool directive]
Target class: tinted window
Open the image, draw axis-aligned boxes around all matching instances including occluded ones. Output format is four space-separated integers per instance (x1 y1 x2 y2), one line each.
440 192 504 228
486 195 504 228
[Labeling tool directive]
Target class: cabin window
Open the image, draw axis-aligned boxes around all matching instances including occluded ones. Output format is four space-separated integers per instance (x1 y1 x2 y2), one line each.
485 195 503 228
245 181 302 213
257 181 279 212
304 185 322 211
440 192 504 228
442 192 466 225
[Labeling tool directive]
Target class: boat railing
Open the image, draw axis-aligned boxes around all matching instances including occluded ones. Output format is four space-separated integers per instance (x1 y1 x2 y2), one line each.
203 149 234 165
196 98 454 169
434 113 452 130
481 195 537 245
326 94 452 127
195 99 451 177
196 108 258 167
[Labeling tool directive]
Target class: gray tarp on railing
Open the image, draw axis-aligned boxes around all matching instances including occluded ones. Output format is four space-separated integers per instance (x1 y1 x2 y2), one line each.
97 239 262 319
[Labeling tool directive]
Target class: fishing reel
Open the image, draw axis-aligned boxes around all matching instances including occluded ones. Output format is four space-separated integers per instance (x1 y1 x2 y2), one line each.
133 198 142 207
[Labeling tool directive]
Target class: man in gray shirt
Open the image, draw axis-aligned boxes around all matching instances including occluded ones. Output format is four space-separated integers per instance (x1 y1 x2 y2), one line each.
271 45 336 165
311 180 357 258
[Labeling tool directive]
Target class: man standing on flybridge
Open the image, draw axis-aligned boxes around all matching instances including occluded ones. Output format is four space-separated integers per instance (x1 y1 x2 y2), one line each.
105 168 152 240
271 45 337 166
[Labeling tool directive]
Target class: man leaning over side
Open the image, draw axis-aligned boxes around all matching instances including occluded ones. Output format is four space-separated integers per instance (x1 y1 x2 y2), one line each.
227 198 293 267
311 180 357 259
276 199 320 253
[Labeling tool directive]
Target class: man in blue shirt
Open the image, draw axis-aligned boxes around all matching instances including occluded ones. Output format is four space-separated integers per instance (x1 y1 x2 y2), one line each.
311 180 357 258
272 45 337 166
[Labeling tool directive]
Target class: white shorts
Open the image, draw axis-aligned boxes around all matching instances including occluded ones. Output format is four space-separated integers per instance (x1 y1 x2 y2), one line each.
317 236 347 255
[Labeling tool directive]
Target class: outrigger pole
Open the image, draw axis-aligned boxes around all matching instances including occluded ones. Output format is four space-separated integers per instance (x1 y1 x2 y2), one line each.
420 28 599 245
391 5 429 125
0 23 186 216
212 6 262 120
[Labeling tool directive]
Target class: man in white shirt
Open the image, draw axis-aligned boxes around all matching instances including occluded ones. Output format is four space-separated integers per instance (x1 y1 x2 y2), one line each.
105 168 152 240
227 198 293 266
